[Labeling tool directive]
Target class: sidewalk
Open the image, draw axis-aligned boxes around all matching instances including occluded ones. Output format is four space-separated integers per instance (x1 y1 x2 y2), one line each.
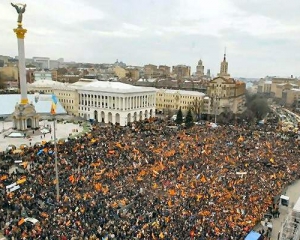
270 180 300 239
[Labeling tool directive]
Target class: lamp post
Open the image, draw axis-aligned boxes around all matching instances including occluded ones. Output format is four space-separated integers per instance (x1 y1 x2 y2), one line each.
213 96 220 124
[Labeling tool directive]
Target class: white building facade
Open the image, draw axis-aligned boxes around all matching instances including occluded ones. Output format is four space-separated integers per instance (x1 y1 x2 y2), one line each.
33 70 52 81
78 82 156 126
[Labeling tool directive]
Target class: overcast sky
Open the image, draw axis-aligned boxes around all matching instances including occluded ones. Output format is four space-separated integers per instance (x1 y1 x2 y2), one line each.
1 0 300 78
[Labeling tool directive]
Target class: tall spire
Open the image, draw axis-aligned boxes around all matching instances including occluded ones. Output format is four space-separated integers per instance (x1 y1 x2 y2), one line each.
218 48 230 79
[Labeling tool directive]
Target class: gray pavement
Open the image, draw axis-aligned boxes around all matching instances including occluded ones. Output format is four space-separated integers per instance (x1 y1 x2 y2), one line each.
271 180 300 240
0 120 83 151
259 179 300 240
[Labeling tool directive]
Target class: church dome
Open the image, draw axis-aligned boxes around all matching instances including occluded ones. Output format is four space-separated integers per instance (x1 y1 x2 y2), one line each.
198 59 203 65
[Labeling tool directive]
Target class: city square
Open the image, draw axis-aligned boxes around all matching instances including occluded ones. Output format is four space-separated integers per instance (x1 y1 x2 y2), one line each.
1 1 300 240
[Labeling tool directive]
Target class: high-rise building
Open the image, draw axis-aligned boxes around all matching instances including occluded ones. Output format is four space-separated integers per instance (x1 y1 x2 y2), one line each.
158 65 171 77
172 65 191 79
196 60 204 77
206 69 211 77
144 64 158 79
32 57 50 69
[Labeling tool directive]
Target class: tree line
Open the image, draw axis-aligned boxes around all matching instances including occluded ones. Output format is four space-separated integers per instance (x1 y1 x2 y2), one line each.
174 91 270 127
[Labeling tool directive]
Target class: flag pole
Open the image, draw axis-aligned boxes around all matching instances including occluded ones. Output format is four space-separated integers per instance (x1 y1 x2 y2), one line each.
53 115 60 201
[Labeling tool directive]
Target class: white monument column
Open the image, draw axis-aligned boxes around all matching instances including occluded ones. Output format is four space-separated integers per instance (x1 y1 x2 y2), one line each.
14 27 28 104
11 3 39 131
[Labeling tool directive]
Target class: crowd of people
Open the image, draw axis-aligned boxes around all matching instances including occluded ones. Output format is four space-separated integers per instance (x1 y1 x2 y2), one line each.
0 117 299 239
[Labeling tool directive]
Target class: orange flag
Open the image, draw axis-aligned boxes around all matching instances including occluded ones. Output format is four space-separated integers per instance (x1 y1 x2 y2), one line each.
18 218 25 226
94 183 102 191
200 176 207 183
168 189 176 196
69 175 75 183
17 177 26 185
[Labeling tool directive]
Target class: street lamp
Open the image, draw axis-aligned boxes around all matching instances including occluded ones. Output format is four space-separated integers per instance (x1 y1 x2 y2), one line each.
213 96 220 124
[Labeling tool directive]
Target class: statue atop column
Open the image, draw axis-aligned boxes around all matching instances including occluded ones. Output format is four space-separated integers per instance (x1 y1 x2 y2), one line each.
11 3 27 25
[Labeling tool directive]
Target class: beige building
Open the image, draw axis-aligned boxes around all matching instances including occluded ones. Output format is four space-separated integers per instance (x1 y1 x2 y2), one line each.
172 65 191 79
127 68 140 81
144 64 158 79
275 83 299 99
207 77 246 114
53 87 78 115
143 64 171 79
28 78 96 116
114 66 128 79
206 54 246 114
158 65 171 77
51 70 58 81
27 80 67 94
257 79 272 94
270 77 298 96
282 88 300 106
196 59 204 77
156 89 206 114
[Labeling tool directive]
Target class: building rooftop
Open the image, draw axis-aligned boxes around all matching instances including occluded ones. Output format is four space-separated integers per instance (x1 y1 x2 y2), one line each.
78 81 156 94
28 80 66 88
156 89 206 97
0 94 66 117
277 83 298 86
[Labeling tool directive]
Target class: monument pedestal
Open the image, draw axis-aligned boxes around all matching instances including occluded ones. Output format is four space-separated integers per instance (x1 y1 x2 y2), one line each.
12 103 39 131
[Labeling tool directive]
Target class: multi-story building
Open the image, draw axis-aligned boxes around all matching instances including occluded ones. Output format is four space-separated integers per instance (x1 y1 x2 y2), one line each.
29 77 157 124
114 66 127 79
172 65 191 79
275 83 299 99
282 88 300 107
57 75 80 83
196 60 204 77
158 65 171 77
50 60 60 69
257 78 272 95
54 79 96 116
270 76 298 96
27 79 66 94
0 55 12 64
207 55 246 114
32 57 50 69
51 70 58 81
127 67 140 81
156 89 206 114
144 64 158 79
34 70 53 81
78 81 156 125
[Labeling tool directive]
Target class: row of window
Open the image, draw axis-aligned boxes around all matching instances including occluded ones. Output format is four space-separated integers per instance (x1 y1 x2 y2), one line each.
157 94 199 99
57 92 72 97
80 94 152 101
61 99 74 104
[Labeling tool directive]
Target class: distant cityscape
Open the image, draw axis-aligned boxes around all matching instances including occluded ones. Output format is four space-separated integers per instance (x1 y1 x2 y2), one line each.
0 52 299 124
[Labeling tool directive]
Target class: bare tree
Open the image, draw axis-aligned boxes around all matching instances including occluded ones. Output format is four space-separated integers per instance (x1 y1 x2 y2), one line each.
191 98 204 121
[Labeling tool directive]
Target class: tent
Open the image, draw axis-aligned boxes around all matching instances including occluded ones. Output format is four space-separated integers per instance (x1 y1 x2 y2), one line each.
245 231 261 240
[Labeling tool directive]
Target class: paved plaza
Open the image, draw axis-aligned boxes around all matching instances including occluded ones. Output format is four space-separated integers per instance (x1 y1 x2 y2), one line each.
0 120 84 151
269 180 300 239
